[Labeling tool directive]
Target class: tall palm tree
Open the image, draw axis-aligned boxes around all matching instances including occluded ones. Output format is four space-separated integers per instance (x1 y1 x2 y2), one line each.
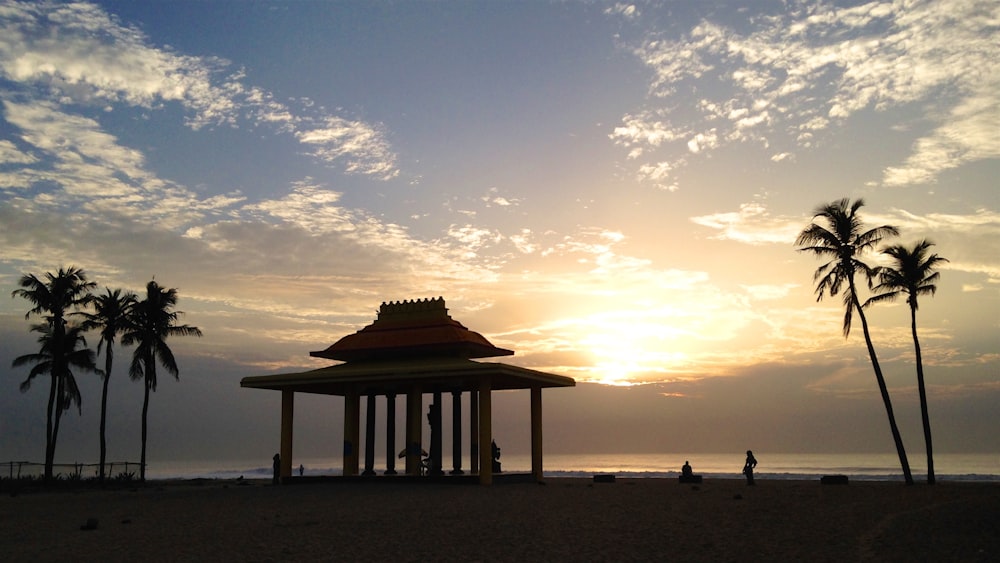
14 323 98 478
11 266 95 481
796 198 913 485
80 288 136 481
867 240 947 484
122 280 202 481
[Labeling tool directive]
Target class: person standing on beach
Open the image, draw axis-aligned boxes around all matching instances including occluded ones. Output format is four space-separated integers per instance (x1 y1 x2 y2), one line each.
743 450 757 485
272 453 280 485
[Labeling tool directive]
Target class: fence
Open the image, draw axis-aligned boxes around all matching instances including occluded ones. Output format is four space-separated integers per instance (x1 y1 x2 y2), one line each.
3 461 144 480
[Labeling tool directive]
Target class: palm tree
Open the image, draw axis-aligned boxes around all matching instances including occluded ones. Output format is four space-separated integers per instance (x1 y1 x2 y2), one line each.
796 198 913 485
14 323 99 478
122 280 202 481
11 266 95 481
80 288 136 481
867 240 947 484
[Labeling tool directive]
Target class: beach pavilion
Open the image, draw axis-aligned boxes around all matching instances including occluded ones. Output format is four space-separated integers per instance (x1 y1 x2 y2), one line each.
240 297 575 484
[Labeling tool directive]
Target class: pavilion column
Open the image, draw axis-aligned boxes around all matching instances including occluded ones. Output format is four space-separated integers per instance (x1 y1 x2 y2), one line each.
429 391 444 475
385 393 397 475
531 387 543 482
280 390 294 480
450 391 463 474
363 393 376 475
343 391 360 476
470 390 479 474
477 379 492 485
405 387 423 475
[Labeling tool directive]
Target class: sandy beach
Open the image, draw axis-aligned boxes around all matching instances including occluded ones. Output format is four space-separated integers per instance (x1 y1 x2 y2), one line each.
2 477 998 562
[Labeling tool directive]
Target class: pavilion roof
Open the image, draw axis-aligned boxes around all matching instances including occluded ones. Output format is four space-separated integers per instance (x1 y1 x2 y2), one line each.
240 357 575 396
310 297 513 361
242 297 573 395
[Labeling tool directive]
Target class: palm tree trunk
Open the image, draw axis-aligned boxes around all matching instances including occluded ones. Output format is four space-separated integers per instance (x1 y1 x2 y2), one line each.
140 377 150 481
852 290 914 485
44 373 57 481
911 306 935 484
99 349 112 482
51 380 64 479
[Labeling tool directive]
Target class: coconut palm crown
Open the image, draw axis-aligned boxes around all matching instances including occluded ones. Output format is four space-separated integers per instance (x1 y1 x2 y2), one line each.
122 280 202 480
11 266 96 481
796 198 913 485
867 240 948 484
80 287 137 481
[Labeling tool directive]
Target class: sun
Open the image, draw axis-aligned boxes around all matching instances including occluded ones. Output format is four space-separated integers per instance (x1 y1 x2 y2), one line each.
575 316 691 385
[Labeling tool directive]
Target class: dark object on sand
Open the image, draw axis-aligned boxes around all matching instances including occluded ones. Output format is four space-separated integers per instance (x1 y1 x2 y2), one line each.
821 475 849 485
593 474 616 483
680 460 702 483
80 518 99 531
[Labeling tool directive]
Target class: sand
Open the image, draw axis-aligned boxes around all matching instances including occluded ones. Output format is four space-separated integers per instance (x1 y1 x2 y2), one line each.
2 477 998 562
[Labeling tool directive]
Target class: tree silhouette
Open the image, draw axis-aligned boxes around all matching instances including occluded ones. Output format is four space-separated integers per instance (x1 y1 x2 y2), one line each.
81 287 137 481
11 267 95 481
867 240 948 484
122 280 202 481
14 323 98 478
796 198 913 485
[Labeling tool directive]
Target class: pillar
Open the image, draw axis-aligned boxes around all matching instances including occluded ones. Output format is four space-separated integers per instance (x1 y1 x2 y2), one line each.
470 390 479 474
343 392 360 476
280 390 294 480
405 387 423 475
429 391 443 475
450 390 463 474
477 378 492 485
385 393 397 475
531 387 543 482
363 393 376 475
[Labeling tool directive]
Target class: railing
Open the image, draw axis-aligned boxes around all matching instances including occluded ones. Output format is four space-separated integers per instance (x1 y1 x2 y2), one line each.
2 461 145 480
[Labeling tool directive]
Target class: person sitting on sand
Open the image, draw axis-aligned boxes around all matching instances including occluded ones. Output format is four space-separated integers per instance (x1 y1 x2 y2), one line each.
743 450 757 485
682 461 693 477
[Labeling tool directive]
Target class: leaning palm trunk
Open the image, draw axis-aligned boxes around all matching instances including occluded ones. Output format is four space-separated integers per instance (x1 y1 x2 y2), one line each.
850 280 913 485
911 306 934 484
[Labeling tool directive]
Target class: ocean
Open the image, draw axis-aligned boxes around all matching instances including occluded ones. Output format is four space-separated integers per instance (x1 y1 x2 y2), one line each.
142 452 1000 482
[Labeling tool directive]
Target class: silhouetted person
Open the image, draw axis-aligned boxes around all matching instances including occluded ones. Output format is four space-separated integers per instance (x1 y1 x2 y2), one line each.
491 440 502 473
743 450 757 485
272 453 280 485
298 464 304 477
427 402 442 475
682 460 693 477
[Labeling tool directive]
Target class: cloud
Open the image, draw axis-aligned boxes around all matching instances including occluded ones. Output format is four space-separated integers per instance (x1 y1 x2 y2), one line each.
0 0 239 127
690 201 803 245
295 116 399 180
0 0 399 178
1 99 245 228
604 3 639 20
882 84 1000 185
615 0 1000 187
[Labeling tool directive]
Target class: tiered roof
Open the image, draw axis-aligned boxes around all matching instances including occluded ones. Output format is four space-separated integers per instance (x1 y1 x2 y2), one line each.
310 297 514 362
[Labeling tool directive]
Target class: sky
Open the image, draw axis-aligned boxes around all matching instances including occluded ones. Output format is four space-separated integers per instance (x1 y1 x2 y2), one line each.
1 0 998 470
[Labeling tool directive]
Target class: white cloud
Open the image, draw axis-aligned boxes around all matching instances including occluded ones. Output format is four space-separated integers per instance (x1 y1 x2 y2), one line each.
295 116 399 180
1 99 243 228
0 138 36 164
690 202 804 245
605 3 639 20
0 1 400 179
617 0 1000 187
